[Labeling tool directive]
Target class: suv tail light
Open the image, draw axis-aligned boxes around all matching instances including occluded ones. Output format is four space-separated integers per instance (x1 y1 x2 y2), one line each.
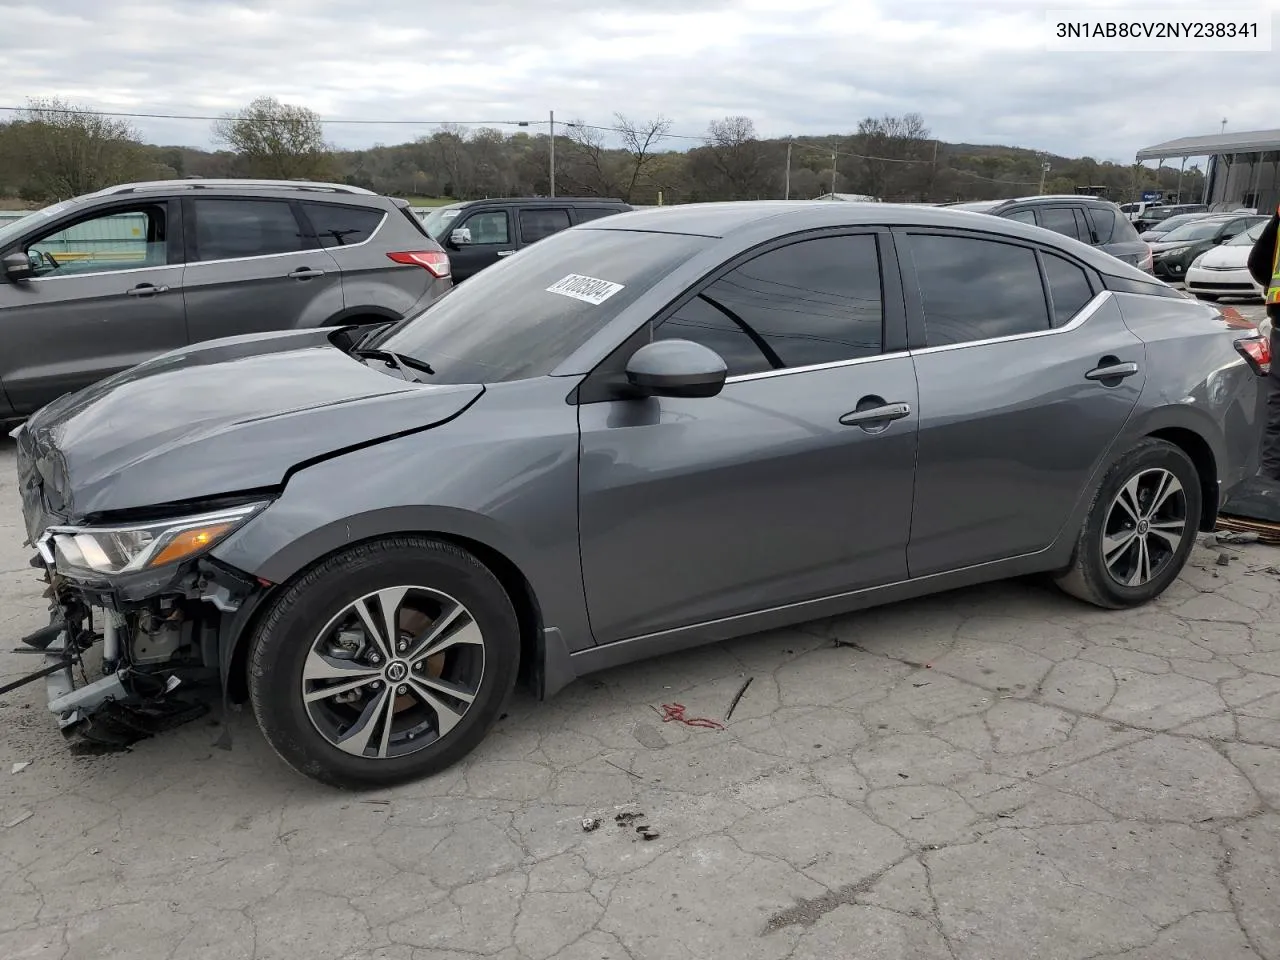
387 250 451 279
1235 334 1271 375
1138 243 1153 273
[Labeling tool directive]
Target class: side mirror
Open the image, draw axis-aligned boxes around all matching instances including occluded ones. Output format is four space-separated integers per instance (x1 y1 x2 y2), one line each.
624 339 728 399
449 227 472 248
3 252 33 282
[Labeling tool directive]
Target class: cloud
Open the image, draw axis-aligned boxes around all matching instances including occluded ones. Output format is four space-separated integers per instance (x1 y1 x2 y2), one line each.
1 0 1276 162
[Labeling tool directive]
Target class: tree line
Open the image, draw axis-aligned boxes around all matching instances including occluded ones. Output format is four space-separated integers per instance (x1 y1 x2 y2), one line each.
0 97 1204 208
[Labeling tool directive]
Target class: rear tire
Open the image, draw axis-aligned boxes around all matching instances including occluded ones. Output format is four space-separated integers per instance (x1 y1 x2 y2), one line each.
1055 439 1201 609
248 536 519 789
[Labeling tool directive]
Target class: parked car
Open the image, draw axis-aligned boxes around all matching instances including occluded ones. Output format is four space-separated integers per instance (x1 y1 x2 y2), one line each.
1139 210 1214 241
0 179 450 423
14 201 1268 787
1147 214 1266 282
1118 199 1164 224
945 195 1153 272
420 197 631 282
1185 219 1270 301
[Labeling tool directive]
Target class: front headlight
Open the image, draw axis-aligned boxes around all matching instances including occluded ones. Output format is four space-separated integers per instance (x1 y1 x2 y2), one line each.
1189 254 1205 269
41 502 267 578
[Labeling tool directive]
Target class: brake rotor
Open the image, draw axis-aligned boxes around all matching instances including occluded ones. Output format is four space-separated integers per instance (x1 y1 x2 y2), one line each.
394 607 445 713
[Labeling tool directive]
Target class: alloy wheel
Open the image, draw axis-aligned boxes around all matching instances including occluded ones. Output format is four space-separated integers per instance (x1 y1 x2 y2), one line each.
301 585 485 759
1101 468 1188 587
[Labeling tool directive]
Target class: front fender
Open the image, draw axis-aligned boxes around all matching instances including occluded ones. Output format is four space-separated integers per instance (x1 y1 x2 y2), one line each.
210 377 592 654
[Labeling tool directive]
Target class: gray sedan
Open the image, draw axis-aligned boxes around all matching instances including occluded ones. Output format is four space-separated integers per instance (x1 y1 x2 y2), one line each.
13 201 1269 787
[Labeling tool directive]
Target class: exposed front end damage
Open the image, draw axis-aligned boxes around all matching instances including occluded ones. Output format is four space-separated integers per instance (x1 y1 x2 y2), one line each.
10 419 271 747
14 549 264 749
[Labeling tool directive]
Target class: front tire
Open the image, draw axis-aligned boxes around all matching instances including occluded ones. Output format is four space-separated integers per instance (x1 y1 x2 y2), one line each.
1055 439 1201 609
248 536 519 789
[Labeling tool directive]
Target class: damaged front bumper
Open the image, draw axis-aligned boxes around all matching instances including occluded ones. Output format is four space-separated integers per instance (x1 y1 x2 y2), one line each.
7 550 267 749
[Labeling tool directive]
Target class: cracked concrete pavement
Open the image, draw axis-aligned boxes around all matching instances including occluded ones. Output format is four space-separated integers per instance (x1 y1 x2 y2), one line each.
3 386 1280 959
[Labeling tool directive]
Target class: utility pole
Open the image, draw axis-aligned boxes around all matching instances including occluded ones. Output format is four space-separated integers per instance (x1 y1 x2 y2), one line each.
785 139 793 200
549 110 556 198
1221 118 1228 134
830 150 838 196
1038 157 1050 194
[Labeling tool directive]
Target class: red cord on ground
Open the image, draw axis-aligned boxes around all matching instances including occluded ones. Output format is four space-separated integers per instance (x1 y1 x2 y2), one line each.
658 703 725 730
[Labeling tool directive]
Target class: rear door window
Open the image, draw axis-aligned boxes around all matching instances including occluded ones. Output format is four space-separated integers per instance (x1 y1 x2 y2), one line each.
192 199 308 261
907 233 1051 346
1005 209 1038 225
519 208 572 244
1038 207 1085 242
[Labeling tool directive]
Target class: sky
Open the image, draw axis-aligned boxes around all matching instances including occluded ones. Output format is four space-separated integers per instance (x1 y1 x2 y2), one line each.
1 0 1277 163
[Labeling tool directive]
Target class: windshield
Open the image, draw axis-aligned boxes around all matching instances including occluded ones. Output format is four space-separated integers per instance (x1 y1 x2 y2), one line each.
1160 220 1228 242
0 201 73 247
420 204 463 241
370 226 709 383
1147 214 1199 233
1228 222 1267 246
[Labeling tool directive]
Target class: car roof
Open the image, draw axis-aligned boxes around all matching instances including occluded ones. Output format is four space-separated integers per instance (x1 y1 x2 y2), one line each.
993 195 1118 208
78 179 381 201
455 196 629 207
584 201 1154 279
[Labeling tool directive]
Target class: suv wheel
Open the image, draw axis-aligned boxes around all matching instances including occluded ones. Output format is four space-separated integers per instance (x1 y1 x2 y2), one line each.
1055 439 1201 609
248 536 519 788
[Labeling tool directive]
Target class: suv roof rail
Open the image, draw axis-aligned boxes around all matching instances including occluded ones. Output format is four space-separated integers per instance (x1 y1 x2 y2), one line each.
1006 194 1111 204
95 179 378 197
458 196 629 205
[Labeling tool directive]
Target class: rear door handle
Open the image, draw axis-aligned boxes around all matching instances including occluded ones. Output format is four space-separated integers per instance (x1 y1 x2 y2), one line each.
126 283 168 297
496 250 515 257
840 402 912 427
289 267 326 279
1085 361 1139 381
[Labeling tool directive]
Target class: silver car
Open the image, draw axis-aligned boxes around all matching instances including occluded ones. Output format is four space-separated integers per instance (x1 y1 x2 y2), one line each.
12 201 1269 787
0 179 452 423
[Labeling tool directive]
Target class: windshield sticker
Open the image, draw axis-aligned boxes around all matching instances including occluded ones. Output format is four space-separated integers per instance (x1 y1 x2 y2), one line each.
546 274 625 305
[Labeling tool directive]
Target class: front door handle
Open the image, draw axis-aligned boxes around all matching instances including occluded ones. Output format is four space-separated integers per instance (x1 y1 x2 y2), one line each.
126 283 168 297
289 267 326 280
840 402 912 427
496 250 515 257
1085 361 1139 382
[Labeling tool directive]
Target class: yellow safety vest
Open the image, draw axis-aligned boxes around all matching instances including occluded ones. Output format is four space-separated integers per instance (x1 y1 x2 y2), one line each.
1269 205 1280 308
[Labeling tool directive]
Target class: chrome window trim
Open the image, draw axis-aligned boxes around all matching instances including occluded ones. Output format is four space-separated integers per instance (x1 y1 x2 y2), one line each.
912 290 1112 356
26 262 183 283
725 349 910 384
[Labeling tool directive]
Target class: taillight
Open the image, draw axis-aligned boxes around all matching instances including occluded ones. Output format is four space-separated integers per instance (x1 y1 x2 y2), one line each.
1235 335 1271 375
387 250 451 278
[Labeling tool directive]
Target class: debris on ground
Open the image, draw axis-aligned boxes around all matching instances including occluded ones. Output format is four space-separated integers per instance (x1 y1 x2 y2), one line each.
11 761 30 774
655 703 724 730
615 811 645 825
725 677 753 721
636 825 660 840
581 817 601 832
4 810 33 828
1216 553 1231 566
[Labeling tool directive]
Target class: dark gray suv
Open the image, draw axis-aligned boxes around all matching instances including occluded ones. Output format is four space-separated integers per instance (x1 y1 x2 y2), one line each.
0 179 451 420
945 195 1153 274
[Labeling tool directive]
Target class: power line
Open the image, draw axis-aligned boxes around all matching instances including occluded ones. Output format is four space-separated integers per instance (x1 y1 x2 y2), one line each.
0 104 539 127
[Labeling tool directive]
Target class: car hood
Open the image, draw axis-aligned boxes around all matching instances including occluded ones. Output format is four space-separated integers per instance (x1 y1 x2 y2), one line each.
1148 239 1202 253
18 328 483 520
1194 243 1251 269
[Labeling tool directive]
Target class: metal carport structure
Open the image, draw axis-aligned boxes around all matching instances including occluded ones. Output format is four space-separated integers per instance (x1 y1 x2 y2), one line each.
1136 129 1280 213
